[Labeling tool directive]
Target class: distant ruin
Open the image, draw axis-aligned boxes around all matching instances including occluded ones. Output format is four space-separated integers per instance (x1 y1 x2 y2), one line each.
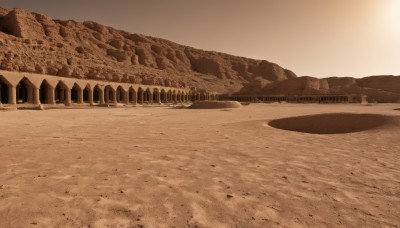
219 94 367 104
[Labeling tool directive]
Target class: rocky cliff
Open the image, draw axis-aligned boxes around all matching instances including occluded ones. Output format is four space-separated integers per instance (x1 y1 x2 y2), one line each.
0 7 296 94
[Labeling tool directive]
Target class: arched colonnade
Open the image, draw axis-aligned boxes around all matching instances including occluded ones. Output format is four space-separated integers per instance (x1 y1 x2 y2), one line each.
0 71 196 106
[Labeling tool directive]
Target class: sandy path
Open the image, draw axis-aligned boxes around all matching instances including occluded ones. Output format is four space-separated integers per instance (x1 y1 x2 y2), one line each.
0 104 399 227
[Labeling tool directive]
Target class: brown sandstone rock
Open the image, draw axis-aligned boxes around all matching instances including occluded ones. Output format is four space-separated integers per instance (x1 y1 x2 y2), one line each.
107 49 129 62
237 75 400 102
0 9 45 39
0 7 9 16
356 76 400 94
34 13 60 38
58 64 71 77
326 77 356 90
35 64 45 74
108 38 123 49
83 21 107 34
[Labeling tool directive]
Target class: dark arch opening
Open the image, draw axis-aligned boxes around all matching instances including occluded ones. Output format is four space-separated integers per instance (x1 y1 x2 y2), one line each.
153 89 160 103
104 86 115 104
16 79 30 104
167 91 172 103
71 84 80 103
93 85 101 103
172 91 176 102
55 82 67 104
144 89 151 103
83 86 90 103
137 87 144 104
160 90 166 103
0 78 9 104
129 88 136 104
39 81 50 104
117 87 125 103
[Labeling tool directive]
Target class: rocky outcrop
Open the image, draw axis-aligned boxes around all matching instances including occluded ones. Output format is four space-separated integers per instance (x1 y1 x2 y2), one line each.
0 9 45 38
0 6 296 93
238 75 400 102
262 76 329 96
356 76 400 94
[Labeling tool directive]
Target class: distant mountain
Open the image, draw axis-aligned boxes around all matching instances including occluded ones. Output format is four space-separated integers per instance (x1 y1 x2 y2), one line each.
238 75 400 102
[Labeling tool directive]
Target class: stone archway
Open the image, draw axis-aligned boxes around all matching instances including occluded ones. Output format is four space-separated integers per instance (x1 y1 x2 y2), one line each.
166 90 172 103
39 80 53 104
160 89 167 103
54 81 69 105
153 88 160 104
116 86 126 103
71 83 83 104
104 85 115 104
143 88 152 103
93 85 102 104
16 77 34 104
83 85 91 104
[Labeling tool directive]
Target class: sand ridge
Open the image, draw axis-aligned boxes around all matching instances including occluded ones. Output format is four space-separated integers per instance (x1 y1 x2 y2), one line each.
189 101 243 109
0 103 399 227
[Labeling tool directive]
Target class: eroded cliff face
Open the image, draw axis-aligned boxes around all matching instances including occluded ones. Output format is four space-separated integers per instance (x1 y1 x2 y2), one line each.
238 75 400 102
0 7 296 93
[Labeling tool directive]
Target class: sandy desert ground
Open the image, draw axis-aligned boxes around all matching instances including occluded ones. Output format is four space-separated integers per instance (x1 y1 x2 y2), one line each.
0 103 399 227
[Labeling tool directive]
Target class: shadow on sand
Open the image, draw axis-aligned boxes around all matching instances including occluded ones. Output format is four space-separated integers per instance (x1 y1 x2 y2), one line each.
268 113 395 134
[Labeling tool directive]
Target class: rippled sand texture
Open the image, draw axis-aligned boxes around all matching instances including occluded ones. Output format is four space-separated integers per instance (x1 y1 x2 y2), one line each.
0 104 399 227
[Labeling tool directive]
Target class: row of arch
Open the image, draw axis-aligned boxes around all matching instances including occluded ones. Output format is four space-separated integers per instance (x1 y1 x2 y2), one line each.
0 72 216 106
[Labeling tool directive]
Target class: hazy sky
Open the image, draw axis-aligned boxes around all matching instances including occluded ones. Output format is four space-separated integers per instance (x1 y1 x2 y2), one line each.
1 0 399 77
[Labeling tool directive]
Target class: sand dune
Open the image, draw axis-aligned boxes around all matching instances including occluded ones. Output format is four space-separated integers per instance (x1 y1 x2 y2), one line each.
189 101 243 109
0 103 399 227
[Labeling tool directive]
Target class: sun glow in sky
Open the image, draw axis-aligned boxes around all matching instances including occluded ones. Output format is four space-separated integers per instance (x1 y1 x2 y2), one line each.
385 0 400 28
0 0 399 78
